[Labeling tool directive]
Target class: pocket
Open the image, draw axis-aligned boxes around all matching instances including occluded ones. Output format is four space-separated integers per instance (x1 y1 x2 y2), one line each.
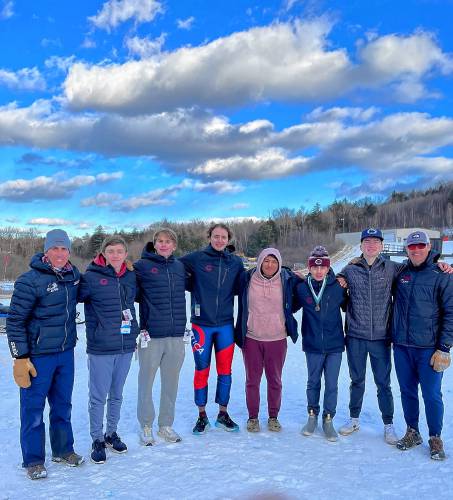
37 326 63 349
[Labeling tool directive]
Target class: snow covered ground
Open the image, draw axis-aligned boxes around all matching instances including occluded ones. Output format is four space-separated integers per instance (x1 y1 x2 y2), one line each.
1 246 453 499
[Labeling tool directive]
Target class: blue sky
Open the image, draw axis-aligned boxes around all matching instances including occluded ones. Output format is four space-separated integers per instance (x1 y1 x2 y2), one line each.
1 0 453 236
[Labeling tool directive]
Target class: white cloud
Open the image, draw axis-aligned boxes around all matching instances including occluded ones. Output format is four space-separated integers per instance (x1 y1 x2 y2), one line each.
81 192 122 207
306 106 379 122
45 55 77 73
176 16 194 30
89 0 163 31
27 218 72 226
124 33 166 58
63 19 453 114
192 180 244 194
0 1 13 19
81 38 96 49
96 171 123 182
0 67 45 91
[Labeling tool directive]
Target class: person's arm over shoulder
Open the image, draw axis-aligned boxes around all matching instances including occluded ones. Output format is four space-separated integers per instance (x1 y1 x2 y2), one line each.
179 251 196 273
233 257 246 295
77 272 91 303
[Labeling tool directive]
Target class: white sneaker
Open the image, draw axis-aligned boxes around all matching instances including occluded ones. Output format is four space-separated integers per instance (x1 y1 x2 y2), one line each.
140 425 156 446
339 417 360 436
158 426 182 443
384 424 398 445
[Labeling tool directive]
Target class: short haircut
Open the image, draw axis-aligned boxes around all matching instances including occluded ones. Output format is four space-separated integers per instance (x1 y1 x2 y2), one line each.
207 222 232 240
100 235 128 254
153 227 178 245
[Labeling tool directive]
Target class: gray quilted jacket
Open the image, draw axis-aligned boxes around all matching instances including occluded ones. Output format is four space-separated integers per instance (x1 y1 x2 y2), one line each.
340 255 403 341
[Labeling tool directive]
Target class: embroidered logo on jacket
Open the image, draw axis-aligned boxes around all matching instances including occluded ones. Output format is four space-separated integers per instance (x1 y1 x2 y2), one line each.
151 267 159 274
400 275 411 284
305 296 313 304
204 264 213 272
47 282 58 293
100 278 108 285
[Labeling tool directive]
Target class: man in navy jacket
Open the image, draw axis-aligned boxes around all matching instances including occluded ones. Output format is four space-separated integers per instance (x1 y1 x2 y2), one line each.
392 230 453 460
7 229 84 480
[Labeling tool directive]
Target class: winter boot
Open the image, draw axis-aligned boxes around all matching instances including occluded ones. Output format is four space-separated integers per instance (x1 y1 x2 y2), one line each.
301 410 318 436
215 412 239 432
247 418 260 433
384 424 398 445
396 427 423 451
158 426 182 443
429 436 446 461
339 417 360 436
51 451 84 467
26 464 47 480
90 439 106 464
104 432 128 453
268 417 282 432
322 414 338 442
193 415 211 435
140 425 156 446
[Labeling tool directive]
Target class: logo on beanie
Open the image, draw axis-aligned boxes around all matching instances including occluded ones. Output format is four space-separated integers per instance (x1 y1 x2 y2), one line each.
100 278 108 286
315 258 323 266
205 264 213 272
47 282 58 293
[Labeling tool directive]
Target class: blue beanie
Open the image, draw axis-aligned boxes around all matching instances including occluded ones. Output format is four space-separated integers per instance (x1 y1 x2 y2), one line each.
44 229 71 252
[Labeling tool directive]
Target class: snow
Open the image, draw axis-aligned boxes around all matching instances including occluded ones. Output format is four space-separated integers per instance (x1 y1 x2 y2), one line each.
1 246 452 499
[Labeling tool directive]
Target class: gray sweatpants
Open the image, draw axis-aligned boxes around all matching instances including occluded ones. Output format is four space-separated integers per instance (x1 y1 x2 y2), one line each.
137 337 185 428
88 352 133 442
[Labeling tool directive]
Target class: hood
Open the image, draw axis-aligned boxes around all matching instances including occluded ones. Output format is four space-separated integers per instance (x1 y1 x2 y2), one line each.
256 247 282 280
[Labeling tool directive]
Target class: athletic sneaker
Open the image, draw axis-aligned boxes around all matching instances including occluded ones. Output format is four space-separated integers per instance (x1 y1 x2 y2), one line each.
384 424 398 445
215 412 239 432
268 417 282 432
429 436 446 461
51 451 84 467
339 417 360 436
90 440 106 464
193 415 211 435
26 464 47 480
140 425 156 446
396 427 423 451
104 432 128 453
322 414 338 442
247 418 260 433
158 426 182 443
301 410 318 436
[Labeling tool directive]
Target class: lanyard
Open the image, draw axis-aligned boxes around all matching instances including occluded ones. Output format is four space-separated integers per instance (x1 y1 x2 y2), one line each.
307 276 327 312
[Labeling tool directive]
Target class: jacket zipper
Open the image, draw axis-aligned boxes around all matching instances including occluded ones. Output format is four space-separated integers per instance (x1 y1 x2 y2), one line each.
117 277 124 353
368 266 373 341
62 282 69 351
166 261 175 335
406 271 416 345
215 254 222 323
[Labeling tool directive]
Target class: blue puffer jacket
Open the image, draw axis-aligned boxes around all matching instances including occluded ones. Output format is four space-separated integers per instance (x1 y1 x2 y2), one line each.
7 253 80 358
78 256 139 355
234 266 300 348
134 244 187 338
295 269 347 354
391 251 453 349
180 244 244 327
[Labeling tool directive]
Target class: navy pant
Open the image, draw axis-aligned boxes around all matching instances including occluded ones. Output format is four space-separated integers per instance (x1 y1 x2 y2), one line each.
393 345 444 436
305 352 342 418
346 337 394 424
20 349 75 467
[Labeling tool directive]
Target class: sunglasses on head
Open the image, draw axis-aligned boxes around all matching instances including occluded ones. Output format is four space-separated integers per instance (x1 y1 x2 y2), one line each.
407 243 427 250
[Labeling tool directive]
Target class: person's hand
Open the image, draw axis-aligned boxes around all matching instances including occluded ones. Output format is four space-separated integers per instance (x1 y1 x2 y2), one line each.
13 358 37 388
293 270 306 280
438 262 453 274
430 350 451 372
337 276 348 289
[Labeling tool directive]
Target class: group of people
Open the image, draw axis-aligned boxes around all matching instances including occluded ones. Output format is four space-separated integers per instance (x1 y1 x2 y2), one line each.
5 223 453 481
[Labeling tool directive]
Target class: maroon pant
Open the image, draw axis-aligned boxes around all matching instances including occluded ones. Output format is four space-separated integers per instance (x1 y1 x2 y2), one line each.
242 337 287 419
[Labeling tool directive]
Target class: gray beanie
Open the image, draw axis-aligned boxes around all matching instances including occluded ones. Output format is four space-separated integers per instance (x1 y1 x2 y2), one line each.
44 229 71 252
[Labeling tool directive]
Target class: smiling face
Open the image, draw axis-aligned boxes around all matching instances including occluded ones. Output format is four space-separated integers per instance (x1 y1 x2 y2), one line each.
103 243 127 273
210 226 229 251
261 255 279 278
360 237 383 261
45 246 70 268
310 265 329 282
407 242 431 267
154 233 177 258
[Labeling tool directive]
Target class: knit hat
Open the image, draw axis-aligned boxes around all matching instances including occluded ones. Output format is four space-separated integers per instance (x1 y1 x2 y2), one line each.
308 246 330 268
44 229 71 252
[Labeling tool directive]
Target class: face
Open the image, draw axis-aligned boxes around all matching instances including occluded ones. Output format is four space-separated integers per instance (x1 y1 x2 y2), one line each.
360 237 383 259
261 255 279 278
310 265 329 281
154 234 176 258
210 226 229 251
46 246 70 268
103 244 127 271
407 242 431 267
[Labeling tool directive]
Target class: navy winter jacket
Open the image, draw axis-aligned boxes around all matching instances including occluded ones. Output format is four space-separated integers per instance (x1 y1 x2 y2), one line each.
78 257 139 355
234 267 300 348
180 244 244 327
295 269 347 354
134 244 187 338
391 251 453 349
339 255 402 341
7 253 80 358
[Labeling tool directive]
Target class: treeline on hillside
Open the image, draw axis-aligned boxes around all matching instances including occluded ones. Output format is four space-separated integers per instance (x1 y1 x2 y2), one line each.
1 182 452 279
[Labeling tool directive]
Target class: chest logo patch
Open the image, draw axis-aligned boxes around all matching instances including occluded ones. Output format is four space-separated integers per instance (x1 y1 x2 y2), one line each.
100 278 108 285
151 267 159 274
47 282 58 293
400 275 411 284
305 296 313 304
205 264 213 272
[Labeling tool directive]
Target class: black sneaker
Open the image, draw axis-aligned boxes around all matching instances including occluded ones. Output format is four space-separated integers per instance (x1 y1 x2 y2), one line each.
215 412 239 432
104 432 128 453
192 416 211 435
396 427 423 451
429 436 446 461
91 440 106 464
